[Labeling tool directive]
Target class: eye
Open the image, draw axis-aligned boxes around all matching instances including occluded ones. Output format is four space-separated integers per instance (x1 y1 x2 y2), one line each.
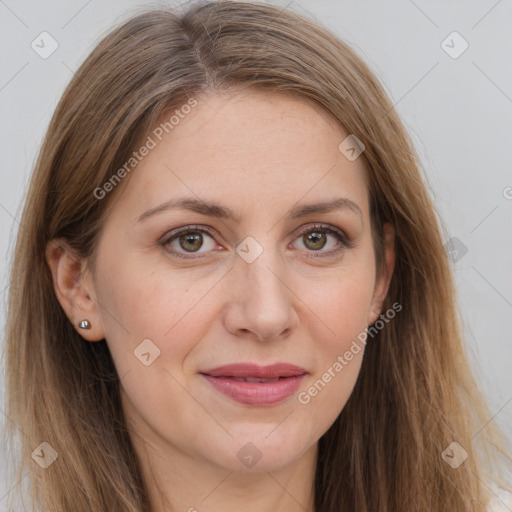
291 224 352 257
160 223 353 260
161 225 220 259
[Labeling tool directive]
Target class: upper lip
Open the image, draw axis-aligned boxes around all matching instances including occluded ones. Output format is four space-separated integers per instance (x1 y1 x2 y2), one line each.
200 363 307 379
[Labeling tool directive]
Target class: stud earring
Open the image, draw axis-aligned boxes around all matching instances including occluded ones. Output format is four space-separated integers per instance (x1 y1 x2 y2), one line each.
78 319 91 330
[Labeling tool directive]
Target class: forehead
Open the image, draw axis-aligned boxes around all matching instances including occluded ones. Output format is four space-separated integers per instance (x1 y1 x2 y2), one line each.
106 89 370 225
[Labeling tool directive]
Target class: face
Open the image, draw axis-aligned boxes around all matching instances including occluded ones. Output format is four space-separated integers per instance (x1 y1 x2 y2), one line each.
60 90 394 474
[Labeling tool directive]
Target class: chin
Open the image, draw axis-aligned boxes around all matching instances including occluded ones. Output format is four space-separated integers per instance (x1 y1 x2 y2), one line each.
203 427 315 473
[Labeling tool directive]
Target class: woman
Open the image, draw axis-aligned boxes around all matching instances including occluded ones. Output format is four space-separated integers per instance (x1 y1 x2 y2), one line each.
4 1 511 511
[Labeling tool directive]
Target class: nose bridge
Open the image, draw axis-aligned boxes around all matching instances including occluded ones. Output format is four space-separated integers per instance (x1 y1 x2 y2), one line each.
223 236 297 340
235 233 281 284
245 252 286 303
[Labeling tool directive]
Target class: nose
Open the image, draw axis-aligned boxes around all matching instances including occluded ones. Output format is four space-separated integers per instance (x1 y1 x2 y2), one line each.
221 248 299 342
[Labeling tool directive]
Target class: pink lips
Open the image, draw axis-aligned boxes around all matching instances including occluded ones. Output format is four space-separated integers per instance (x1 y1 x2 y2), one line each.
200 363 307 406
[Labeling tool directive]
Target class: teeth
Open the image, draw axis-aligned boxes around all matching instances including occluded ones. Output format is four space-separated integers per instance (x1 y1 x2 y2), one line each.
229 377 281 383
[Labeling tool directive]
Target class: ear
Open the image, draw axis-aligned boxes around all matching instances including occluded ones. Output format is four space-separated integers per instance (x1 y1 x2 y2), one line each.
368 223 396 325
45 239 105 342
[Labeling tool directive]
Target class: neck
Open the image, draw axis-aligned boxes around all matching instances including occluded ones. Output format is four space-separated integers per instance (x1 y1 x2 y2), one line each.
131 429 317 512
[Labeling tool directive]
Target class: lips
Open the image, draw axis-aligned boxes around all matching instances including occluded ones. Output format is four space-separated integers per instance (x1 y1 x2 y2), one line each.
202 363 306 379
200 363 307 406
226 376 281 383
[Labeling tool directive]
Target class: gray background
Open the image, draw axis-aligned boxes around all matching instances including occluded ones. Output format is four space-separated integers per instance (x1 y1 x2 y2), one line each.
1 0 511 504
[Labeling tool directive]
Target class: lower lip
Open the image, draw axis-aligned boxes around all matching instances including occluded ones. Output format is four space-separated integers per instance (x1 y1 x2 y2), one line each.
202 374 305 406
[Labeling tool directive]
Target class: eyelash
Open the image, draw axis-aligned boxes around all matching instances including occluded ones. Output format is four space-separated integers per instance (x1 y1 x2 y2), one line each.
160 223 354 260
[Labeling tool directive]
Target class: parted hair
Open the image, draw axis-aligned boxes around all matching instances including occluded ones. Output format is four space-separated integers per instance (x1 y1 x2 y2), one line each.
4 1 510 511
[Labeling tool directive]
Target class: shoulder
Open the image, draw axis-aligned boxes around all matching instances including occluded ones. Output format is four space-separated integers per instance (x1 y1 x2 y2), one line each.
487 488 512 511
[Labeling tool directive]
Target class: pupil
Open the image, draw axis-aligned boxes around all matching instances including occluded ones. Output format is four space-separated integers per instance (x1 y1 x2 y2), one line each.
179 232 203 252
178 231 327 253
305 231 326 250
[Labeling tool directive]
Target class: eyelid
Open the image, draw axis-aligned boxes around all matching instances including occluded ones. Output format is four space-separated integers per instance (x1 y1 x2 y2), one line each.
293 222 350 243
292 223 355 255
159 224 222 259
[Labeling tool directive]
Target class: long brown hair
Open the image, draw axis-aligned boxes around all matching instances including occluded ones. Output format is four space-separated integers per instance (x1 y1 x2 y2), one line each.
4 1 510 510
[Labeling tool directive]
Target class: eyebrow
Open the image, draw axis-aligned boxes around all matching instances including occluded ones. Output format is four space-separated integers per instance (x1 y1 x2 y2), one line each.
136 196 363 223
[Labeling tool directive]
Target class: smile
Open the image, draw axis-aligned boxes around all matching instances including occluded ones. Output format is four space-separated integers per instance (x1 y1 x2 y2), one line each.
200 363 307 406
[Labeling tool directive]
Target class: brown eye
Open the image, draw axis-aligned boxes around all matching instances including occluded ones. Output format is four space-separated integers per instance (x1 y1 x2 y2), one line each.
302 231 327 251
178 232 203 252
291 224 351 257
162 226 218 258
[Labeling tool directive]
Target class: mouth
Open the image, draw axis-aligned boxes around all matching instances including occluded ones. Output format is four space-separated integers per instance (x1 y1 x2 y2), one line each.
218 376 283 383
200 363 307 406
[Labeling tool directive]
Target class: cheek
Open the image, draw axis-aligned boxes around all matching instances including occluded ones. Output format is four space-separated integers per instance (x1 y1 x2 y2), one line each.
94 250 218 371
94 256 214 429
296 258 375 415
308 259 376 351
318 280 372 336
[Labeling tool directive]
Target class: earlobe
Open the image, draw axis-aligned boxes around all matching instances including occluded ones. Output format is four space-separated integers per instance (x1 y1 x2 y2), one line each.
368 223 396 326
45 239 105 342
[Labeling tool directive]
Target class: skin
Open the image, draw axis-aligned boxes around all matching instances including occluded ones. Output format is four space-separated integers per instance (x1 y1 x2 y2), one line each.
46 89 395 512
